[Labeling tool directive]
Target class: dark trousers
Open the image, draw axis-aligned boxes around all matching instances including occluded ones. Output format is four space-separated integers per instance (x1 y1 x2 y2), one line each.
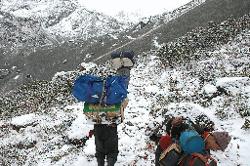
155 145 162 166
94 124 119 166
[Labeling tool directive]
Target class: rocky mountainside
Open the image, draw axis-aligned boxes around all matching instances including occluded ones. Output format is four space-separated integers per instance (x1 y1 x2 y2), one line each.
0 0 125 94
0 0 250 165
0 14 250 165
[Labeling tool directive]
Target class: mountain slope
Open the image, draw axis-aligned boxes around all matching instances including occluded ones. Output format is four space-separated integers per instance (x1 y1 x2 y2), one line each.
0 13 250 165
98 0 250 62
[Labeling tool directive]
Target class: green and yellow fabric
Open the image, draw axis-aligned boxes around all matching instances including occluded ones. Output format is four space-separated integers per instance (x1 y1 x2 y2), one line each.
83 98 128 124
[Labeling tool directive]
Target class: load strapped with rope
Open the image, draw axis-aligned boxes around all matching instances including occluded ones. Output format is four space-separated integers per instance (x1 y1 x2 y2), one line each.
72 74 129 124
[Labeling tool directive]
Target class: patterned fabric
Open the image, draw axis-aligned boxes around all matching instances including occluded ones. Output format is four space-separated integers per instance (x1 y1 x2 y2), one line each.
83 98 128 124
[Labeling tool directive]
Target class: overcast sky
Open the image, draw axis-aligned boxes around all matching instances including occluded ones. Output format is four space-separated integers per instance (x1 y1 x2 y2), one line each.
78 0 192 17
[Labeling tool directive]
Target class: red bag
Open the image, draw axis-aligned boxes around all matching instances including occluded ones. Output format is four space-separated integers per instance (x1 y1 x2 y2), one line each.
159 134 173 150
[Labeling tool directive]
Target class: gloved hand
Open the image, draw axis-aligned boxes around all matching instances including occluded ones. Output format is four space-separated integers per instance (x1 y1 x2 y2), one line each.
88 130 94 138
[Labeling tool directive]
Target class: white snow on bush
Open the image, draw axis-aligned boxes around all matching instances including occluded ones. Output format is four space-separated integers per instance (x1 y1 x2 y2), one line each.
203 84 217 95
216 77 250 95
216 77 249 87
65 113 92 140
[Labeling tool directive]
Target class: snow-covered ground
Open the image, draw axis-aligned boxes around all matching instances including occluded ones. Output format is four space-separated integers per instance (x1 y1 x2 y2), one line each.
1 0 249 165
1 28 249 165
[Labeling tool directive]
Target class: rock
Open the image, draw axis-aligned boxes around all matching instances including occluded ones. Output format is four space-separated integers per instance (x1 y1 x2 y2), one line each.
241 118 250 130
203 84 217 96
0 69 10 79
11 114 37 131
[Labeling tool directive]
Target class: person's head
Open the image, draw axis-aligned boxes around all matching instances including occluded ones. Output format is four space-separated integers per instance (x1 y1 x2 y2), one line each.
204 132 231 151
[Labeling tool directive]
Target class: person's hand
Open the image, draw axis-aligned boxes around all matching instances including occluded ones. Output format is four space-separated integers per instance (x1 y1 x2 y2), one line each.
88 130 94 138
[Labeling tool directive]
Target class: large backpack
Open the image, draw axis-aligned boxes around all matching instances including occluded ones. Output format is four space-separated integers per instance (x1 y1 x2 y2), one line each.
179 130 205 154
159 143 182 166
179 153 217 166
72 74 128 105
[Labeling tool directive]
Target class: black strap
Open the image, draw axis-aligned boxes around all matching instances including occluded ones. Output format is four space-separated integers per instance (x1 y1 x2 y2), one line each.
99 79 107 106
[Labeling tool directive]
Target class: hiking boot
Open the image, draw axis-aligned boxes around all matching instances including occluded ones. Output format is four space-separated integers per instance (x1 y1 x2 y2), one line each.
111 51 135 69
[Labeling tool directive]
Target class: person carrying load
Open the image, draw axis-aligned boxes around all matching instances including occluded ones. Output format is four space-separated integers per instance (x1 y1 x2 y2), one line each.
72 51 135 166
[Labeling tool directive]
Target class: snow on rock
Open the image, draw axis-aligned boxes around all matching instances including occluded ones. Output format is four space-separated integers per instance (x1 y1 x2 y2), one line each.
216 77 249 87
11 113 37 127
13 75 20 80
216 77 250 95
203 84 217 95
79 62 98 71
65 111 92 140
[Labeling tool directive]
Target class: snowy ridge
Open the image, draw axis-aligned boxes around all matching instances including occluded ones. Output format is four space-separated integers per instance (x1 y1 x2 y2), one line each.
0 0 206 55
0 0 127 55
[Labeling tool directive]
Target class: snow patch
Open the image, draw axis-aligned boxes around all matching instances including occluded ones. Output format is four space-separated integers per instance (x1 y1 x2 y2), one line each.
80 62 97 71
126 35 135 40
65 112 92 140
12 8 32 18
203 84 217 95
216 77 249 87
13 75 20 80
11 113 37 127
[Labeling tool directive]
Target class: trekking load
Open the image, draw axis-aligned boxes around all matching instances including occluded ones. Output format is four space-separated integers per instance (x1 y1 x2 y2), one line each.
72 74 128 105
155 117 231 166
159 143 182 166
179 130 205 154
158 131 208 166
203 131 231 151
159 134 173 150
83 99 128 124
72 74 129 124
111 51 135 69
179 153 217 166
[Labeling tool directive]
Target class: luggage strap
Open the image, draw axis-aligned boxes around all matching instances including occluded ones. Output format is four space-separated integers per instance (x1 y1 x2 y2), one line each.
189 153 216 166
159 143 181 161
99 79 107 106
178 153 214 166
